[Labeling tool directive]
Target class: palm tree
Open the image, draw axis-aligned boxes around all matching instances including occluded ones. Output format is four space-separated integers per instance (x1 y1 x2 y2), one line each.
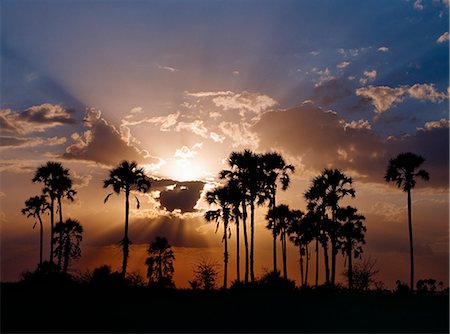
53 218 83 273
22 195 50 266
205 185 233 289
305 177 330 285
288 210 313 286
145 236 175 287
54 173 76 269
308 169 355 286
266 204 297 279
220 151 250 283
225 178 242 283
337 206 366 289
261 152 295 273
385 152 429 291
33 161 75 264
104 160 151 277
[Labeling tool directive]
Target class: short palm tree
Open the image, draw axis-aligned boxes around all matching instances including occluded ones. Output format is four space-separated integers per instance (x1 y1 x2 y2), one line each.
104 160 151 277
145 236 175 287
337 206 366 289
54 218 83 273
22 195 50 266
385 152 429 291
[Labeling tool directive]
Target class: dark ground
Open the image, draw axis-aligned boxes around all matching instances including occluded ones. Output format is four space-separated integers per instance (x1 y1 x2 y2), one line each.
1 282 449 333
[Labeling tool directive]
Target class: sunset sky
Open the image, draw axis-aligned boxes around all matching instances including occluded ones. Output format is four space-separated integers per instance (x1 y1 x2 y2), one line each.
1 0 449 289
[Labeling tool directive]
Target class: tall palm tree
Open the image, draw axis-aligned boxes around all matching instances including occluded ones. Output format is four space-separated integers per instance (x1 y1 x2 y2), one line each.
205 185 233 289
261 152 295 273
22 195 50 266
220 151 251 283
145 236 175 287
104 160 151 277
385 152 429 291
305 177 330 285
54 218 83 273
33 161 74 264
226 178 242 283
337 206 366 289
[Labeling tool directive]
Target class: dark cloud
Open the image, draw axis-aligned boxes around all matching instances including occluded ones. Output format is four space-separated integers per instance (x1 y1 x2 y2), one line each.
0 104 76 135
63 108 160 167
159 182 205 212
253 102 448 188
92 214 211 248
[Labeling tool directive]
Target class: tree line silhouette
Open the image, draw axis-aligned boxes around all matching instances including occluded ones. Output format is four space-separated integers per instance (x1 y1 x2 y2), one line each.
21 150 431 291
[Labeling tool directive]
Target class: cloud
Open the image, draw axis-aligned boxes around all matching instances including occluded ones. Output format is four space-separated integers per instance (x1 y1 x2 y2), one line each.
63 108 159 166
377 46 389 52
315 67 336 86
417 118 450 131
130 106 143 114
185 91 233 98
253 102 449 188
219 121 259 149
159 181 205 212
359 70 377 85
309 51 320 56
93 212 211 248
0 104 76 135
209 132 225 143
232 70 240 76
356 84 448 113
341 119 372 131
156 64 178 72
211 91 277 117
436 32 449 43
0 136 66 149
175 120 209 138
311 78 354 107
414 0 424 10
337 61 350 70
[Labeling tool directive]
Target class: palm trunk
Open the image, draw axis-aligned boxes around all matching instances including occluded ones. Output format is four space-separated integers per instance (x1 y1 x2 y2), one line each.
273 232 277 273
347 240 353 289
250 200 255 283
63 234 70 274
242 202 249 284
305 244 309 286
122 189 130 277
330 208 336 286
282 229 287 279
407 189 414 291
50 197 55 264
331 237 336 286
224 218 228 289
323 240 330 285
37 214 43 267
315 237 319 287
272 196 277 274
235 213 240 283
57 196 63 270
299 246 304 286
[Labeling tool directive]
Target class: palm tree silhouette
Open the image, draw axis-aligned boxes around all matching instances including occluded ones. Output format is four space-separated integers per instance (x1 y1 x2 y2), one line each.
53 218 83 273
205 185 233 289
385 152 429 291
22 195 50 266
288 209 313 286
104 160 151 277
337 206 366 289
33 161 75 264
220 151 251 283
305 177 330 285
266 204 298 279
145 236 175 287
307 169 355 286
261 152 295 274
